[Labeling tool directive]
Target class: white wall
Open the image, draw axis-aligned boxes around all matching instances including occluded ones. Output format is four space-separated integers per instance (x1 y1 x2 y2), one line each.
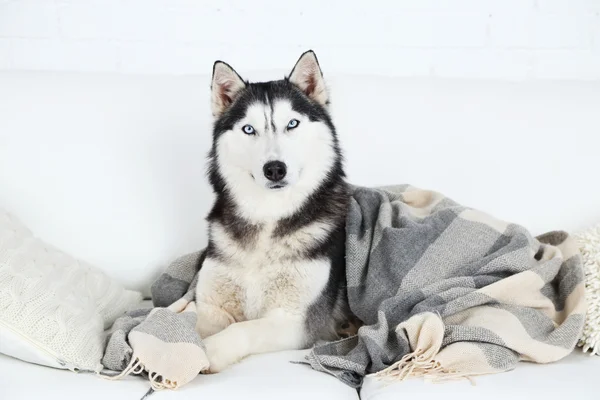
1 0 599 80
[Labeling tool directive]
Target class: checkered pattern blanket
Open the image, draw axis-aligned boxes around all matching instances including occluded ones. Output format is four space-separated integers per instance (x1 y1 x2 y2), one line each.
304 185 586 388
101 184 586 391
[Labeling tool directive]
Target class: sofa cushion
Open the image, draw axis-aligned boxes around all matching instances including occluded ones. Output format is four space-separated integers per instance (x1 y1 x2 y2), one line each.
0 209 142 372
360 350 599 400
0 350 359 400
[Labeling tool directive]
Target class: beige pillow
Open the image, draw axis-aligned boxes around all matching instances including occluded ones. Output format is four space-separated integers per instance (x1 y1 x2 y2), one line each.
575 224 600 356
0 209 142 371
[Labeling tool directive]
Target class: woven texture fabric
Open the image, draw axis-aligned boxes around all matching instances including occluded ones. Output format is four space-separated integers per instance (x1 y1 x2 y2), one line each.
102 252 207 391
103 184 587 391
0 209 142 372
305 185 586 387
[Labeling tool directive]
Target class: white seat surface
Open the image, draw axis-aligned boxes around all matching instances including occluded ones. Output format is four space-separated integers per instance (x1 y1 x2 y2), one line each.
0 350 359 400
2 348 597 400
361 350 600 400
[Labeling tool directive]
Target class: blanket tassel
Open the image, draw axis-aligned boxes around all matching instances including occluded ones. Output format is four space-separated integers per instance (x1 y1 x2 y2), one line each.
98 357 180 391
371 348 476 386
99 357 144 380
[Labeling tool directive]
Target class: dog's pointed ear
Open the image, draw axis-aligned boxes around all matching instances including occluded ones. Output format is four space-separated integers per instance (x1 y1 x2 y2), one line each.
288 50 328 106
211 61 246 117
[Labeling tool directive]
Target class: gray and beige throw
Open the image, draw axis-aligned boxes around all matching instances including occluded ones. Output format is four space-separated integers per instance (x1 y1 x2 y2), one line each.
101 252 207 390
304 185 586 387
101 185 587 390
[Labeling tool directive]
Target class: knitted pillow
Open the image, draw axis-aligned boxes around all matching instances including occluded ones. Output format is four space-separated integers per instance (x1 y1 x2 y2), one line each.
0 209 142 372
575 223 600 355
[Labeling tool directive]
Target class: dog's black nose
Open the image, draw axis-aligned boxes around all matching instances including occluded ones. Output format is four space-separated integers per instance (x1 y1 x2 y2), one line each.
263 161 287 182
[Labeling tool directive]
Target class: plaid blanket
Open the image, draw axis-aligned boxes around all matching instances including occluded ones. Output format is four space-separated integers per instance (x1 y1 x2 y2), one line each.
100 184 586 390
101 252 207 390
304 185 586 387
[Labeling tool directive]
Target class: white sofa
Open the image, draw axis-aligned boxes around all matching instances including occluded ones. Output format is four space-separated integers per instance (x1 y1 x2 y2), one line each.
0 71 599 399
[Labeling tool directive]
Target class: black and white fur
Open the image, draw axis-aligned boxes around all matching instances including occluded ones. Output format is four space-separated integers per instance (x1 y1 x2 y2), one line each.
195 51 354 373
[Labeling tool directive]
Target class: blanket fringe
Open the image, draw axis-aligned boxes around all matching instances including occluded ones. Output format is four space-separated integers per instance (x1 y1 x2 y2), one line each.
371 348 476 386
99 357 144 380
98 357 180 391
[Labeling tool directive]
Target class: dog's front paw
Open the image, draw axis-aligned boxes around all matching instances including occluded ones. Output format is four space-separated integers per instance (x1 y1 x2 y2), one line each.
202 327 247 373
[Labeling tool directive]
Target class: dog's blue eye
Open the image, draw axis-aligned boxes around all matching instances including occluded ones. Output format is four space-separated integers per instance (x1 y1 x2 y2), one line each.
242 124 255 135
287 119 300 129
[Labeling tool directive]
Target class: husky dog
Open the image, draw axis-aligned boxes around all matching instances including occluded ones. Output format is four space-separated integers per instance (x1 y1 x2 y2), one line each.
196 51 355 373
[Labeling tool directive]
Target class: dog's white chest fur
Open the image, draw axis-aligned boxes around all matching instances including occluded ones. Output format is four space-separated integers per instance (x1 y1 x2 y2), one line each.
196 221 332 322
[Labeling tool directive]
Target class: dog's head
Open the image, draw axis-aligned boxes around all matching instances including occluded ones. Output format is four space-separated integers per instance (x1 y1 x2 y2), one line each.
207 51 344 222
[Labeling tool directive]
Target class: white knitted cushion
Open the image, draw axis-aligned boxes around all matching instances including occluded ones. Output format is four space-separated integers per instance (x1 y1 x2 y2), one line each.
575 223 600 356
0 209 142 372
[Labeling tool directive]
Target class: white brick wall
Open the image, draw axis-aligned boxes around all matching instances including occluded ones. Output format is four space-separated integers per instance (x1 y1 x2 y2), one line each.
0 0 599 80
